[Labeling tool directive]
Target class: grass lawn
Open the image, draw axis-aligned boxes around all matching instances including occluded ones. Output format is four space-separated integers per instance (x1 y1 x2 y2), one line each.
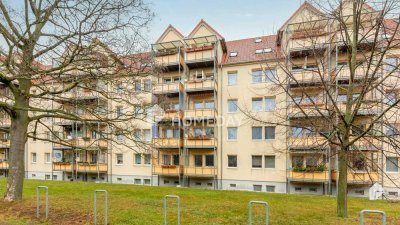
0 179 399 224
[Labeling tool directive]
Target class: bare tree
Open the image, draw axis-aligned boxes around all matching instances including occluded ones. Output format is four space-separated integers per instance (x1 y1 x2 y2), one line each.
0 0 153 202
241 0 400 217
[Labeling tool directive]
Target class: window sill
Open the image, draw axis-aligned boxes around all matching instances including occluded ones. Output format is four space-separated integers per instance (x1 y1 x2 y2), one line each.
227 167 238 169
116 164 124 166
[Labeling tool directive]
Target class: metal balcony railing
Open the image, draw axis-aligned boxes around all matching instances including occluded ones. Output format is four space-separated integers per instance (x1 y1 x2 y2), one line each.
288 136 327 149
289 171 329 182
154 110 182 122
53 138 108 149
52 162 107 173
183 108 216 120
331 170 379 184
152 138 181 148
184 166 216 177
185 79 216 92
153 82 182 94
184 137 216 148
153 164 182 176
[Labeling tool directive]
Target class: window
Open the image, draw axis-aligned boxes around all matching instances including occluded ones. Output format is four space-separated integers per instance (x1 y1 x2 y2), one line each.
52 175 57 180
385 57 398 72
385 92 397 105
255 49 263 54
134 179 141 184
252 155 262 168
266 185 275 192
265 127 275 139
116 106 123 117
135 81 141 92
252 127 262 140
144 154 151 165
143 129 151 142
45 175 50 180
355 190 365 195
116 154 123 165
116 82 123 94
253 185 262 191
265 69 277 82
116 132 124 141
230 184 237 188
32 153 37 163
164 180 169 184
309 188 317 192
389 192 399 196
228 155 237 167
386 125 398 136
205 101 215 109
263 48 272 53
227 127 237 140
295 187 302 191
194 128 203 137
144 79 152 92
173 154 180 165
255 37 262 43
194 155 203 167
194 102 203 109
292 156 304 167
265 156 275 168
163 155 171 165
144 179 151 185
229 51 238 57
228 99 238 112
45 153 51 163
135 154 142 164
386 157 398 172
265 97 276 111
252 98 263 111
133 129 141 141
306 156 318 168
205 155 214 167
228 72 237 85
252 70 263 83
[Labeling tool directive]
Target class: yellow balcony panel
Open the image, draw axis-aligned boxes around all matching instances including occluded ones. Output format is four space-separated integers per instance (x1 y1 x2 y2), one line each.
154 110 182 122
351 137 380 151
336 66 380 81
184 109 216 120
153 165 182 176
185 79 216 92
289 70 327 87
153 138 181 148
77 163 108 173
331 171 379 184
184 138 216 148
289 35 327 51
289 171 329 182
288 136 327 149
53 162 73 171
184 166 216 177
53 138 108 150
337 102 381 116
185 47 215 68
153 82 182 95
288 105 328 119
155 53 183 71
60 90 106 102
0 161 8 169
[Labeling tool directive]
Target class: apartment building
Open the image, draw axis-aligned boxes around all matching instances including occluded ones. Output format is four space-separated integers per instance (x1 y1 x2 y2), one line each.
0 1 399 198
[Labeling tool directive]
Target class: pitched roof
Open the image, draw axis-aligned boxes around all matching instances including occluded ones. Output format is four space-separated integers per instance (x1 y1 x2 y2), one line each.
222 35 282 65
187 19 224 39
279 1 323 32
156 24 184 43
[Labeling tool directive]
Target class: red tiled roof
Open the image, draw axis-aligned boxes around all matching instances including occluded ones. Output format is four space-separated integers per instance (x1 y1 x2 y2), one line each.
222 35 282 65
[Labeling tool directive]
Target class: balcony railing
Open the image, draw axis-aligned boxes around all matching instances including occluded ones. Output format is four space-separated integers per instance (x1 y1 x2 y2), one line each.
0 161 8 169
289 34 327 51
153 138 181 148
331 170 379 184
289 70 327 86
153 165 182 176
337 101 381 116
351 137 381 150
153 82 182 94
52 162 107 173
336 65 380 81
184 166 216 177
185 79 216 92
184 137 216 148
154 110 183 121
53 138 108 149
185 48 215 64
288 103 328 119
60 89 106 101
184 109 216 120
288 136 327 149
289 171 329 182
155 53 183 66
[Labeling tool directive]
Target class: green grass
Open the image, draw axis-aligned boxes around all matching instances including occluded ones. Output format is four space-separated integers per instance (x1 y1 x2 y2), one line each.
0 179 399 224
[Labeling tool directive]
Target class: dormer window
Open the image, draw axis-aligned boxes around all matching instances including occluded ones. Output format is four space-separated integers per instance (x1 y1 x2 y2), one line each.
263 48 272 53
229 51 238 57
256 48 273 54
255 37 262 43
255 49 263 54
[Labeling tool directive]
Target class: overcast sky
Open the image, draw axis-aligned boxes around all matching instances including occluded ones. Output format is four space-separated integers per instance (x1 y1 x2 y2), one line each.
147 0 305 42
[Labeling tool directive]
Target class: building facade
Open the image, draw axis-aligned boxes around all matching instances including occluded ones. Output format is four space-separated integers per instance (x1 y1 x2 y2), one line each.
1 1 399 198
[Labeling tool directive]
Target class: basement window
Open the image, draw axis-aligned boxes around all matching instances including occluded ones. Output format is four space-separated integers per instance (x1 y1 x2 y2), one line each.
355 190 365 195
229 51 238 57
389 192 398 196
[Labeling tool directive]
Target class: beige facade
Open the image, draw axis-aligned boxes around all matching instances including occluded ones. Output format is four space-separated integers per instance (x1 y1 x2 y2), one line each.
1 2 399 198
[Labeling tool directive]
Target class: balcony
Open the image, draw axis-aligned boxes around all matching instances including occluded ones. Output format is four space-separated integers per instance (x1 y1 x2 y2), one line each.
184 109 216 120
0 117 11 127
59 89 106 103
0 139 10 148
184 137 216 148
288 102 329 119
155 52 183 71
185 79 216 93
0 161 8 169
288 136 327 149
55 113 104 126
289 70 327 87
289 171 329 182
331 171 379 184
53 138 108 150
153 165 182 176
184 166 216 177
337 101 380 116
336 65 380 83
154 110 182 122
52 162 107 173
153 82 182 95
289 30 327 52
153 138 182 148
351 137 380 151
185 46 215 68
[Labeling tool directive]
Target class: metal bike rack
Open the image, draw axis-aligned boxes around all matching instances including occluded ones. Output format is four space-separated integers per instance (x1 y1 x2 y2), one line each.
164 195 180 225
248 201 269 225
94 190 108 225
36 186 49 219
360 210 386 225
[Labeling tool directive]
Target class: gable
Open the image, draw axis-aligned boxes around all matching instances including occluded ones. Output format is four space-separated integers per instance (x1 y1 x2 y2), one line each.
339 0 375 17
188 20 223 39
156 25 184 43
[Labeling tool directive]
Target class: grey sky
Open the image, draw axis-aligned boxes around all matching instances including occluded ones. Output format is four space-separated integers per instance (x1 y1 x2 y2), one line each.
147 0 305 42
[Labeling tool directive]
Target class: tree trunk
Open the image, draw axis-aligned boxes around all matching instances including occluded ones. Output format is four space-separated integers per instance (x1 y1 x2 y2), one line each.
3 96 29 202
337 147 348 217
